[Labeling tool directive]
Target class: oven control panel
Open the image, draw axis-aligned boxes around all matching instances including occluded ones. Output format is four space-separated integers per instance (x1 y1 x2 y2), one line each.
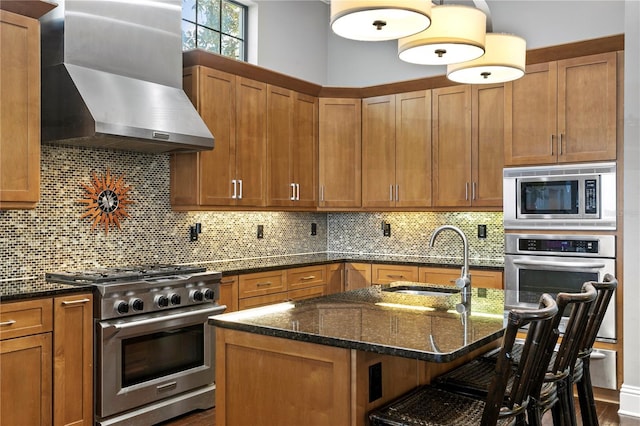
518 238 599 254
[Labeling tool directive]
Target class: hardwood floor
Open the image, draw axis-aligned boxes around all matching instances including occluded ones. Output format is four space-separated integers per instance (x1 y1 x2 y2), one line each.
159 399 622 425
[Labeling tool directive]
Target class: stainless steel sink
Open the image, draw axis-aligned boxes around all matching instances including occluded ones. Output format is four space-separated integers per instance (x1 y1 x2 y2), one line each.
382 285 460 297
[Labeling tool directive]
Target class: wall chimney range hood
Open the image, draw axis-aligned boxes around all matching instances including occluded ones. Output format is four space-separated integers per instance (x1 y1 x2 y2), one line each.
40 0 214 153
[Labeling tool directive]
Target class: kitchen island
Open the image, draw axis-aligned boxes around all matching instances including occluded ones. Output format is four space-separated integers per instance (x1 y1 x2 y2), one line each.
209 284 507 426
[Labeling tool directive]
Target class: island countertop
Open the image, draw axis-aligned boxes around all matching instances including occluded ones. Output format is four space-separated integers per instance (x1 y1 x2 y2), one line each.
210 284 507 363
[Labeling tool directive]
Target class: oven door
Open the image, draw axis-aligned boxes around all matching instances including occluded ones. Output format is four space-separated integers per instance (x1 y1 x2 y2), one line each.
504 254 616 341
96 304 226 418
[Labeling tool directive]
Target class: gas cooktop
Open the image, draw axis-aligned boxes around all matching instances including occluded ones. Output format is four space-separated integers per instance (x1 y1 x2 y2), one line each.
45 264 207 285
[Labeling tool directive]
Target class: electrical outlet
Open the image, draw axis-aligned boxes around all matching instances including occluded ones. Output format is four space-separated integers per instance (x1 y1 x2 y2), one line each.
257 224 264 239
383 222 391 237
311 223 317 236
478 224 487 239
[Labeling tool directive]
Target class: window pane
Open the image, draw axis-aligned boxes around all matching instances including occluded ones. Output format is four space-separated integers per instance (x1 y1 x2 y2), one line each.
197 0 221 31
182 0 196 23
182 20 196 50
221 35 242 60
222 1 243 38
197 26 221 53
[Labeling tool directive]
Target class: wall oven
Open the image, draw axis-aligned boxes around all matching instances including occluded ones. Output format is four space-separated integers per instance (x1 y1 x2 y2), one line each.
503 162 616 230
504 233 616 341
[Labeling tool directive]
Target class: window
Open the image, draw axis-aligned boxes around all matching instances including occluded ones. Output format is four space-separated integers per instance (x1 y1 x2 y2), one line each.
182 0 247 61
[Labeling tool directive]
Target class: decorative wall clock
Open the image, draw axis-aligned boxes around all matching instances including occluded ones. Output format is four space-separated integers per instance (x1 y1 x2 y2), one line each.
79 169 133 234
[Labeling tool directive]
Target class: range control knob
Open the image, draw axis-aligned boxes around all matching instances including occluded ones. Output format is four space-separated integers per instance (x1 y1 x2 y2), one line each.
170 294 181 305
156 295 169 308
203 288 215 300
131 299 144 311
116 301 129 314
191 289 204 302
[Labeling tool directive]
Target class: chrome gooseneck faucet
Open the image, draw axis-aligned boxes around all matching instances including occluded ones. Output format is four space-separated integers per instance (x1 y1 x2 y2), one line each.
429 225 471 305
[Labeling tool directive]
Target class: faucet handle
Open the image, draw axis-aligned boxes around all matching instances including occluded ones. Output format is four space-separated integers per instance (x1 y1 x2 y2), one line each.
455 276 470 289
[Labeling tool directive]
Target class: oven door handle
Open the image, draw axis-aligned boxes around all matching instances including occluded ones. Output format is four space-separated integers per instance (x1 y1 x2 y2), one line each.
101 305 227 336
512 259 606 270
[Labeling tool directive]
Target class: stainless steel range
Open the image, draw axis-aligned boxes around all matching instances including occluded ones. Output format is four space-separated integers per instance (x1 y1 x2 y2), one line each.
46 265 225 426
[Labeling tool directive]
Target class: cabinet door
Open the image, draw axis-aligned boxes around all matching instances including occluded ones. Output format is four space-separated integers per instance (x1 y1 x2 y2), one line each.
287 265 327 291
318 98 362 208
557 52 617 163
395 90 432 208
472 84 504 207
1 333 52 426
432 85 472 207
292 92 318 207
504 62 558 166
235 77 267 206
53 294 93 426
344 263 371 291
362 95 396 208
0 11 40 208
267 85 294 206
220 275 239 313
326 263 344 295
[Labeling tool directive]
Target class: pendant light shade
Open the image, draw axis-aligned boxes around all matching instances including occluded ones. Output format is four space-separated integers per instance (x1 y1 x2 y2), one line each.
398 5 486 65
331 0 432 42
447 33 526 84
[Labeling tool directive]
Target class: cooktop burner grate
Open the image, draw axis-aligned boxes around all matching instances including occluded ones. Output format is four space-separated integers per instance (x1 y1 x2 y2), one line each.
46 264 207 284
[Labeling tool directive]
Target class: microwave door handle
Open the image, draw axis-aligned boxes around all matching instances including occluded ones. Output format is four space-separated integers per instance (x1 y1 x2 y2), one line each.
512 259 606 270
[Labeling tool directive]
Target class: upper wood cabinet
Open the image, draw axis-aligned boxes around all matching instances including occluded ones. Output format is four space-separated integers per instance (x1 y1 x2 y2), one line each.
0 10 41 209
318 98 362 209
504 52 617 166
432 84 503 208
362 91 432 208
171 67 266 208
267 86 318 208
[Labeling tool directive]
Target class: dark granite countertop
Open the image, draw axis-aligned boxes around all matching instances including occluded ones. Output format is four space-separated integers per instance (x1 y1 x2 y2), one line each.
205 252 504 276
210 284 507 363
0 277 94 302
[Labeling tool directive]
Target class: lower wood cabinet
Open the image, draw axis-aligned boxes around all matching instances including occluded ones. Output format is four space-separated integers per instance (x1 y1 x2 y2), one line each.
419 266 503 289
219 275 239 313
0 293 93 426
371 264 419 284
344 263 371 291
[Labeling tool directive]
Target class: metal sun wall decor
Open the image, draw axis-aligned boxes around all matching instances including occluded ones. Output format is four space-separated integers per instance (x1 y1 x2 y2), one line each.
79 169 133 234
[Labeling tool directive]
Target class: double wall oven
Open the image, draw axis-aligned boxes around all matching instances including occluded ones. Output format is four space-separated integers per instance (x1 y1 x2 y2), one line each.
46 265 225 426
503 162 618 389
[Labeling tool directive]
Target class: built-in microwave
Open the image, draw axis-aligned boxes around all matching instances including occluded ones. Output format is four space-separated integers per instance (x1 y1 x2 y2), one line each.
503 162 616 230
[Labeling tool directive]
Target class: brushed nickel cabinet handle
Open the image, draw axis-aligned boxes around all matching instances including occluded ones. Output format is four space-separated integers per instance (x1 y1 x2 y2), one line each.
386 274 404 279
395 185 399 202
256 282 272 287
232 179 237 199
559 133 564 155
296 183 300 201
61 298 91 305
0 320 16 327
238 179 243 199
465 182 469 201
550 134 554 155
221 279 236 284
291 183 296 201
390 185 394 201
472 182 477 200
301 276 316 280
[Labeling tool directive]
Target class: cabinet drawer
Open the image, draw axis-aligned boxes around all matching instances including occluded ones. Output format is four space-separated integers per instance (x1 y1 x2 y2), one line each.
372 264 419 284
418 266 460 287
289 285 325 301
239 270 287 299
238 292 289 310
287 265 327 290
0 298 53 340
469 269 503 289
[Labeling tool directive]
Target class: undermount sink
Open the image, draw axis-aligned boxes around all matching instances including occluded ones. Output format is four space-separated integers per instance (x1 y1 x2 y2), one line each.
382 285 460 297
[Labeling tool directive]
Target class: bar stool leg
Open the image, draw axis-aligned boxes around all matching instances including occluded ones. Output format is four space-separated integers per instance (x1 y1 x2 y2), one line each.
577 357 599 426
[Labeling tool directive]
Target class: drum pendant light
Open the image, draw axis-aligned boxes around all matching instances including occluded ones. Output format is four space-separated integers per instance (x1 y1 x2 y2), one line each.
330 0 432 42
398 5 486 65
447 33 526 84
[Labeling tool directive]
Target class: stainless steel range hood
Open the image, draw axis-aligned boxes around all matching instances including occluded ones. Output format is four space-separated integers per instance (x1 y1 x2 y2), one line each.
40 0 214 153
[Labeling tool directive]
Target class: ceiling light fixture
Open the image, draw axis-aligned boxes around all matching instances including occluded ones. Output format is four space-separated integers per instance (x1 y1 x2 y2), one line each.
446 32 526 84
330 0 432 42
398 5 486 65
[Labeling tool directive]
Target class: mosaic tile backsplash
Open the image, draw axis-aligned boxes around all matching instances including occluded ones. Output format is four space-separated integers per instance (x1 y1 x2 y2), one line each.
1 145 504 281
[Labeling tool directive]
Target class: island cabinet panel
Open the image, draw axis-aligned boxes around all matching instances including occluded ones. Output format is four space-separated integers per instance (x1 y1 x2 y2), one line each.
371 264 419 284
216 329 352 426
362 90 432 208
219 275 239 313
267 86 318 208
504 52 617 166
318 98 362 209
0 10 40 209
53 294 93 426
